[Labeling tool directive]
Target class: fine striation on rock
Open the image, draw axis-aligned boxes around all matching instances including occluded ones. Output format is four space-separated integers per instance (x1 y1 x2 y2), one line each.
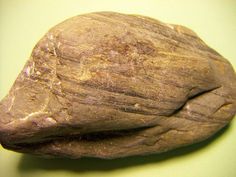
0 12 235 159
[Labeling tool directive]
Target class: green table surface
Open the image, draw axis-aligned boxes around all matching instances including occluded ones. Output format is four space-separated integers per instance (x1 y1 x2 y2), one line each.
0 0 236 177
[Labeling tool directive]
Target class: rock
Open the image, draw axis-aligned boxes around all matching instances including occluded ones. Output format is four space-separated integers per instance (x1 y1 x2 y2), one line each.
0 12 235 159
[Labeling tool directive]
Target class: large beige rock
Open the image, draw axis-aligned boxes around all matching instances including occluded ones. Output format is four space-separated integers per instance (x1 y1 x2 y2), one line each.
0 12 235 159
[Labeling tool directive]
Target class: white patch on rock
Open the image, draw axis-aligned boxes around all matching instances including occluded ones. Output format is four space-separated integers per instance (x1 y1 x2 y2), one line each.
134 103 140 108
166 24 174 29
7 95 15 112
46 117 57 124
25 66 31 77
57 42 61 49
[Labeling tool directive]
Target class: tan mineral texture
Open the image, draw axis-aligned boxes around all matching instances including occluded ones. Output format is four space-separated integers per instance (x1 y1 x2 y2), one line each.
0 12 235 159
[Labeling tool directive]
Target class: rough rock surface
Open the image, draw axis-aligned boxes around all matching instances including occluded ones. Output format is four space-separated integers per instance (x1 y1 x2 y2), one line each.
0 12 235 159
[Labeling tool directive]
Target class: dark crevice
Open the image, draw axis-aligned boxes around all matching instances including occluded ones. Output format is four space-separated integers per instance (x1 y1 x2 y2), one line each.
168 86 221 117
16 125 230 171
5 85 225 149
212 102 232 115
188 85 221 99
7 126 155 150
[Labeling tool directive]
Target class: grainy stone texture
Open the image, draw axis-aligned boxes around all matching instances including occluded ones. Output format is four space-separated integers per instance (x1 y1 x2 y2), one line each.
0 12 235 159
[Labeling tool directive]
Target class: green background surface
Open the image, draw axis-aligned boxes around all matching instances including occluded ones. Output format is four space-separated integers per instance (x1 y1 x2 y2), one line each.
0 0 236 177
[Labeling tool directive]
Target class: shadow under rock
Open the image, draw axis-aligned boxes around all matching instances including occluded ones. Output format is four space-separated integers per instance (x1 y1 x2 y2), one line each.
18 125 230 172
